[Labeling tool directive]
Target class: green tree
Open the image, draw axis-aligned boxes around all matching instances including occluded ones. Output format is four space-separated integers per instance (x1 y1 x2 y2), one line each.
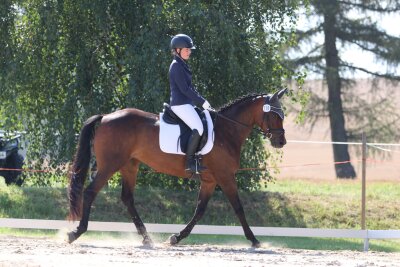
287 0 400 178
1 0 301 188
0 1 17 129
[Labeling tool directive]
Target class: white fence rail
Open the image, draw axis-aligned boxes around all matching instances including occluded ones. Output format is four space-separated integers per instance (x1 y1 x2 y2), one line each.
1 218 400 251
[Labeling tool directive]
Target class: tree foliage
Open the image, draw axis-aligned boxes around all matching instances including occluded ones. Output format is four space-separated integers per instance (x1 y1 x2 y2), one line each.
1 0 301 188
286 0 400 178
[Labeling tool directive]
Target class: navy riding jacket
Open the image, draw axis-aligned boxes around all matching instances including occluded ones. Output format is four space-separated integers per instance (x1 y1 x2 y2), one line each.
169 55 206 107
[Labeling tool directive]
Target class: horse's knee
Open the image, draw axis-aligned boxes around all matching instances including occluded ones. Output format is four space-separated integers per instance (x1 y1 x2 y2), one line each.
191 198 210 222
120 193 128 205
195 205 207 218
121 192 133 206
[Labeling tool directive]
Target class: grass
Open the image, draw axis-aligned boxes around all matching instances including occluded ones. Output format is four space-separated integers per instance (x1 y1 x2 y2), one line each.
266 179 400 229
1 177 400 251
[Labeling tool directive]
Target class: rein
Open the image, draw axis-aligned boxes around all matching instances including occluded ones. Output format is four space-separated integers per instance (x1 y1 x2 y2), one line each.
216 113 251 129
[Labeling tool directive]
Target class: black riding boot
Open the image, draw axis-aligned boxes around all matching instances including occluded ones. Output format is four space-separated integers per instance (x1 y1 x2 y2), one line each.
185 129 206 174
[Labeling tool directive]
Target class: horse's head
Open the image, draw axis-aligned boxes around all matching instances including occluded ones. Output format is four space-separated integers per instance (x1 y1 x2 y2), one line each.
217 90 287 149
257 88 287 148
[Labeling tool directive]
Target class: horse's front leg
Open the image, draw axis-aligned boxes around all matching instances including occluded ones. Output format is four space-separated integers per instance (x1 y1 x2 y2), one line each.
219 177 260 248
169 178 216 245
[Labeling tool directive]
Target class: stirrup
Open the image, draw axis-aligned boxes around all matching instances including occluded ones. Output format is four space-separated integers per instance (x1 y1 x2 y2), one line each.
195 155 207 173
185 157 206 174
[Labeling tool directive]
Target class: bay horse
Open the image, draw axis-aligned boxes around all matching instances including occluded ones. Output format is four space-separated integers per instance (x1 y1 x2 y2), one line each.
67 88 287 248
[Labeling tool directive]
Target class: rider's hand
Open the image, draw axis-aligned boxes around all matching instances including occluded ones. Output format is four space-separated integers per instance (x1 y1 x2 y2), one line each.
202 100 215 111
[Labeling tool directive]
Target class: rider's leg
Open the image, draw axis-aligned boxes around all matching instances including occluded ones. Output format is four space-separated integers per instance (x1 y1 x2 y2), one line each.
184 129 206 173
171 104 205 173
171 104 204 135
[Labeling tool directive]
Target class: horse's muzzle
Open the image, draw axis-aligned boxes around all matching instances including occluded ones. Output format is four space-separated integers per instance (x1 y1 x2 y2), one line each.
270 136 286 148
264 128 286 148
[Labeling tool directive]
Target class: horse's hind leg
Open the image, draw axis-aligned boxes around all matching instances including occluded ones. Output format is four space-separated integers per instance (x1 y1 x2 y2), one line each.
120 159 153 246
169 177 216 245
68 170 111 243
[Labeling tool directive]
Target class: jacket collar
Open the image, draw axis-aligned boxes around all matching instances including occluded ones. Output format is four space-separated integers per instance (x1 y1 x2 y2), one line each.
174 55 188 66
174 55 191 72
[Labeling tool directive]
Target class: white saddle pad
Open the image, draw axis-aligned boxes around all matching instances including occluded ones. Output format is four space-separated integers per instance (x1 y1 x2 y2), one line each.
159 110 214 155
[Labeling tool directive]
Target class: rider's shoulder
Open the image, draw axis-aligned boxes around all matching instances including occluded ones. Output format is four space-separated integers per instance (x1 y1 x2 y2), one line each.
170 59 184 71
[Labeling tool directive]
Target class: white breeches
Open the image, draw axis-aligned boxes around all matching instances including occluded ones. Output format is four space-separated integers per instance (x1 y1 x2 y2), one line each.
171 104 204 136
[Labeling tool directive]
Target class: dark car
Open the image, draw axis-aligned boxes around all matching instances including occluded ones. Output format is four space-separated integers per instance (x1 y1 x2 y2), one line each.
0 132 24 186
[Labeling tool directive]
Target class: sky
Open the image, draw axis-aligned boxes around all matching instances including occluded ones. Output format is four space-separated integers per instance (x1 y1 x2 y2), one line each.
296 9 400 79
342 13 400 77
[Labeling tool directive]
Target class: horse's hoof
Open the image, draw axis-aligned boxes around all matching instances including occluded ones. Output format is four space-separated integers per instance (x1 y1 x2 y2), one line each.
252 240 261 248
142 236 154 248
168 234 179 245
67 231 77 244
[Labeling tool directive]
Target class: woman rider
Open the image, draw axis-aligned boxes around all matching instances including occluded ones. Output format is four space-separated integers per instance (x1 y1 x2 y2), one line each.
169 34 214 173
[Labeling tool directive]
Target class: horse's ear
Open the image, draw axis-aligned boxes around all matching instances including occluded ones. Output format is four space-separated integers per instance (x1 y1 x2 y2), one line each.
269 90 279 103
269 88 287 103
278 88 288 99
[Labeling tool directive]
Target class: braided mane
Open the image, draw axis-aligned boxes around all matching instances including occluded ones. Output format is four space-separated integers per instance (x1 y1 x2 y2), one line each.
218 93 268 112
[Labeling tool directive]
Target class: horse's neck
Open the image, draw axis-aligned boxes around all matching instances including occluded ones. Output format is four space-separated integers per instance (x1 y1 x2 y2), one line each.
218 99 258 147
222 99 257 127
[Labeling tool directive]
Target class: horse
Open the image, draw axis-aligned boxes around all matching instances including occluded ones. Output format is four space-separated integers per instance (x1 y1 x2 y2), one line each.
67 88 287 248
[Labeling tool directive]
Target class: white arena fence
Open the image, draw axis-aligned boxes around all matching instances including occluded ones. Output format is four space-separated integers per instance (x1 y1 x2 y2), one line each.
1 218 400 252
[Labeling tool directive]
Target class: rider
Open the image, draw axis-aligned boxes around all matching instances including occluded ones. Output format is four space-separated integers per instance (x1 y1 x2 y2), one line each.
169 34 214 173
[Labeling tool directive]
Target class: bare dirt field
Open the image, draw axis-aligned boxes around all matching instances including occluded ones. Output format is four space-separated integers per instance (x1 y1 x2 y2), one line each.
276 79 400 181
1 235 400 267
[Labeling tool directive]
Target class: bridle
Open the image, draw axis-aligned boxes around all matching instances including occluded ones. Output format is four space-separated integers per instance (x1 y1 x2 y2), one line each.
216 105 285 139
258 111 285 139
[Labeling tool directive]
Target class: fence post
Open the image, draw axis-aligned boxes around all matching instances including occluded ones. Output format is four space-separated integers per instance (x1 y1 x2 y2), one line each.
361 132 369 251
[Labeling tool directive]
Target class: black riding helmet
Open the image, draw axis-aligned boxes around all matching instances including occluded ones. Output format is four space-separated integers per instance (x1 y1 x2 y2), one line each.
170 34 196 50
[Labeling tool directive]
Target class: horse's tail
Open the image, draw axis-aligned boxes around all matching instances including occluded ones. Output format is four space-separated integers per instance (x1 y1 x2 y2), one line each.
68 114 103 221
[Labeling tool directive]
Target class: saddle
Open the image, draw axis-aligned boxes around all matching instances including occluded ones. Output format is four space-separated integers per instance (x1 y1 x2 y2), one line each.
162 103 209 153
